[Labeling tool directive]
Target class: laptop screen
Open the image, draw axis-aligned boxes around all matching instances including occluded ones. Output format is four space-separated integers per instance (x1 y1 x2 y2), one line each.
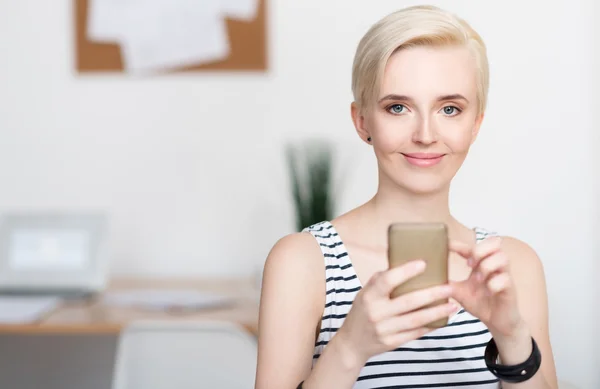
9 228 92 272
0 213 109 292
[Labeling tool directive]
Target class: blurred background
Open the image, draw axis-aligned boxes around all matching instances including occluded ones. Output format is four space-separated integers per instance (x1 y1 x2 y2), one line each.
0 0 598 388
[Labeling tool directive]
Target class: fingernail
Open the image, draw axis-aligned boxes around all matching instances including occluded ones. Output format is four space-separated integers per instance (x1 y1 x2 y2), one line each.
467 258 474 267
415 260 426 271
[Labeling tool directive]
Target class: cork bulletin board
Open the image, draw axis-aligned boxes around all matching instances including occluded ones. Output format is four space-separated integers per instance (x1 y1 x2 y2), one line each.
74 0 268 73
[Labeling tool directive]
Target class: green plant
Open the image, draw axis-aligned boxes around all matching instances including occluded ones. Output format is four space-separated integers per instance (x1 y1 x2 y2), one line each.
285 139 335 232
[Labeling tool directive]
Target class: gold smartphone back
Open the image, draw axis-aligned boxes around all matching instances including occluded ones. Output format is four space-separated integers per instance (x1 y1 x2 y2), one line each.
387 222 449 328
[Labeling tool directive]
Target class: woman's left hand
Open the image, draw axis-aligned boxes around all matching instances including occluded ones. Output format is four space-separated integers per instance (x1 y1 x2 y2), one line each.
448 237 527 340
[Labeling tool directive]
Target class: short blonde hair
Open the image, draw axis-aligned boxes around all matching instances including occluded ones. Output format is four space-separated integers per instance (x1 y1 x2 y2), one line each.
351 5 489 115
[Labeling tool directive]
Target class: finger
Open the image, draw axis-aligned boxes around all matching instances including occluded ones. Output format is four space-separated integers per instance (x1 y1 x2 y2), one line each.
468 237 503 269
386 284 453 317
382 327 432 349
472 252 509 282
369 260 426 297
472 236 503 262
448 240 473 259
487 272 512 295
375 302 457 335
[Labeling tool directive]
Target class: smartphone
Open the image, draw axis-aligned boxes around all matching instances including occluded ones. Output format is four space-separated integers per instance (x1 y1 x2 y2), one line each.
387 222 449 328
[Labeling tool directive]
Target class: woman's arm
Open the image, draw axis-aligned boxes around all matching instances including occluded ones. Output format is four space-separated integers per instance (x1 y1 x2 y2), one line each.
254 232 364 389
449 237 558 389
256 232 459 389
496 237 558 389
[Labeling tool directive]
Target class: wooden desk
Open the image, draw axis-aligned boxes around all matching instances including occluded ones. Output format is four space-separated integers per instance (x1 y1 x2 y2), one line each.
0 277 261 336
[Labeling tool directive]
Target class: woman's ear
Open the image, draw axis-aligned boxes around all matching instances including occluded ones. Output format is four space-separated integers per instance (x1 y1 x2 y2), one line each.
351 102 371 144
470 112 485 145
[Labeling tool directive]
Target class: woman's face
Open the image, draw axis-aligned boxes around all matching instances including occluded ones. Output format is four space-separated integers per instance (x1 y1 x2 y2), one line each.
353 45 484 195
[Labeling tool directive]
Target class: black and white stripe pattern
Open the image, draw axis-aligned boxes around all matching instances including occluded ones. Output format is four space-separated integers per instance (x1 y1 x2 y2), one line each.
304 221 500 389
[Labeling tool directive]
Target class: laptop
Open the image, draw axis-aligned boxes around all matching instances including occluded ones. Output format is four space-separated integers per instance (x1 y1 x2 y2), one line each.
0 212 109 299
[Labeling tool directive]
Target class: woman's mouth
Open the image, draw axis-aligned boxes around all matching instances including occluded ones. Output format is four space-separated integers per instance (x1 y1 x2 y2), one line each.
401 152 446 167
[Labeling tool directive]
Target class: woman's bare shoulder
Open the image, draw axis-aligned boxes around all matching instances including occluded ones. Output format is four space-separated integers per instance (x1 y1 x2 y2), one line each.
265 230 325 268
260 230 326 305
256 231 327 386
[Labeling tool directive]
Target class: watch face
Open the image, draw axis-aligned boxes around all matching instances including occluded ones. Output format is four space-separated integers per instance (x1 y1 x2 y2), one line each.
8 228 91 272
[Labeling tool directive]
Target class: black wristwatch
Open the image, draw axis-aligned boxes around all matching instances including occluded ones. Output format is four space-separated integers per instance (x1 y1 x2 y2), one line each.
484 336 542 383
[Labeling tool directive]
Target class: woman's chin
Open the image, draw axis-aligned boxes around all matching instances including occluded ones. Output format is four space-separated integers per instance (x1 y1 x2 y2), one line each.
392 177 451 196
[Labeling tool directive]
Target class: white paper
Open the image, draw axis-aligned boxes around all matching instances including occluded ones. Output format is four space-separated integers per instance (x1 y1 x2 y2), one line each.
119 0 230 74
220 0 259 21
87 0 135 43
86 0 260 74
103 289 235 311
0 297 62 324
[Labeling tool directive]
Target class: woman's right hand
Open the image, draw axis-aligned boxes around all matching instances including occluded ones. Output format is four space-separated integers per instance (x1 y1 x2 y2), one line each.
335 259 457 364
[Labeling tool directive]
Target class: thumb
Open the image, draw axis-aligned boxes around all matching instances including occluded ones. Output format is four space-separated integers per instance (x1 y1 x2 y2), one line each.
449 278 474 305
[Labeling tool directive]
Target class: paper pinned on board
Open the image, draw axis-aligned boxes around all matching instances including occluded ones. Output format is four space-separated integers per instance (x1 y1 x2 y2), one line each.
86 0 260 74
0 297 62 324
119 0 231 75
87 0 135 43
221 0 260 21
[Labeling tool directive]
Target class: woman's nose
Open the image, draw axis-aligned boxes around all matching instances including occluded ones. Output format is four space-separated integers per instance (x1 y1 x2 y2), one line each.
412 118 438 145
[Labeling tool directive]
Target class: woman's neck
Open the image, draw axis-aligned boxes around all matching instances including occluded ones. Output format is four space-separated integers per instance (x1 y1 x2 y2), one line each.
370 185 453 225
340 181 471 247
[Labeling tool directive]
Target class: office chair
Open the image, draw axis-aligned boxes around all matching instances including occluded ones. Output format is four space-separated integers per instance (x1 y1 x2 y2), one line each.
111 320 257 389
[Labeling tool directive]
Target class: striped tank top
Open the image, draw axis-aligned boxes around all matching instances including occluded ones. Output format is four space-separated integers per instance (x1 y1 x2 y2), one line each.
304 221 501 389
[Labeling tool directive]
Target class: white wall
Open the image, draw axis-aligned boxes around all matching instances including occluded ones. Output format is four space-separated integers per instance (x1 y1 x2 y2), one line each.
592 0 600 386
0 0 597 387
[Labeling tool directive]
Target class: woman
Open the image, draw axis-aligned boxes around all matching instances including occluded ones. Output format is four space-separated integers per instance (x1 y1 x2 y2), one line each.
255 5 558 389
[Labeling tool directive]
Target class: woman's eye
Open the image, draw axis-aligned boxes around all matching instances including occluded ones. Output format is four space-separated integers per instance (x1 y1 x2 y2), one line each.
388 104 406 114
441 106 460 116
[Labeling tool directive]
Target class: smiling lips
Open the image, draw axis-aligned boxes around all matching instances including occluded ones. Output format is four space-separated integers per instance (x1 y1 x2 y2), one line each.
401 152 446 167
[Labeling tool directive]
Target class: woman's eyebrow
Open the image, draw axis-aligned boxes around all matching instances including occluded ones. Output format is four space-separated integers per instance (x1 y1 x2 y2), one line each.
377 93 469 104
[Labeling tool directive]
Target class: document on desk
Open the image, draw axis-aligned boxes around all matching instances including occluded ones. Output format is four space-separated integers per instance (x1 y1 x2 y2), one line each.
103 289 236 311
0 297 62 324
